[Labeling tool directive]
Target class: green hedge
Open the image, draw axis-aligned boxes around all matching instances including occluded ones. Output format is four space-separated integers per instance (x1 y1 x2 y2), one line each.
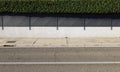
0 0 120 14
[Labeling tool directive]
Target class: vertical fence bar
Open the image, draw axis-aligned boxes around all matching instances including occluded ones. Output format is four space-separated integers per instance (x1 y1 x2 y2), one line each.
84 18 86 30
111 18 113 30
28 16 31 30
1 16 4 30
57 16 59 30
55 2 58 30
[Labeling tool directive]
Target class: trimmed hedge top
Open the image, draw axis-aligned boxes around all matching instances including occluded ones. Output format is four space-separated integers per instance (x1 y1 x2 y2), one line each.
0 0 120 14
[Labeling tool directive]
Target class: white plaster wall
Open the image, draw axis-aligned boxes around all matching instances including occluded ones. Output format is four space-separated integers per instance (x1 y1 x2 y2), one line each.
0 27 120 38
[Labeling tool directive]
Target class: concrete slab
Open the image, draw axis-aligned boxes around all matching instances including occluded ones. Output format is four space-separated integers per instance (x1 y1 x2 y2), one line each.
33 38 67 47
84 43 102 47
101 43 120 47
98 38 120 43
0 38 7 47
68 38 100 47
0 38 19 47
68 37 120 47
0 37 120 47
16 38 37 47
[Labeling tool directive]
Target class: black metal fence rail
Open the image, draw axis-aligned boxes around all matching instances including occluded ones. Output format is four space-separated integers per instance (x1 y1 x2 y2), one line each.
0 14 120 30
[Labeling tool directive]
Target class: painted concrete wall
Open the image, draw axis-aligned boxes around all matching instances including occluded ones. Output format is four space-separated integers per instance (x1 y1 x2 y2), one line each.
0 27 120 38
0 15 120 38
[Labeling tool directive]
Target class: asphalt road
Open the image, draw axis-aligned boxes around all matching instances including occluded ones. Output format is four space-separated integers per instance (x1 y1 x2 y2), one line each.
0 64 120 72
0 47 120 62
0 47 120 72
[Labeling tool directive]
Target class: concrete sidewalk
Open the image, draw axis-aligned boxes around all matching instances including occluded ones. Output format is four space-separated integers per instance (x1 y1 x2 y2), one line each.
0 37 120 47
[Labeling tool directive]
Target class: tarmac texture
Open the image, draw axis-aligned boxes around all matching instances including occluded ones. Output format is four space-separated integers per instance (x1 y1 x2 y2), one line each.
0 64 120 72
0 47 120 62
0 37 120 72
0 47 119 72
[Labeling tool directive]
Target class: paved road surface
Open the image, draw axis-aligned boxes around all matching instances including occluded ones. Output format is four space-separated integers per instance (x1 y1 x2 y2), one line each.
0 47 120 62
0 64 120 72
0 47 120 72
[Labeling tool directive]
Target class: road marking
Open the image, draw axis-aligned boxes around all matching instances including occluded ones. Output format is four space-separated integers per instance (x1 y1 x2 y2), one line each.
0 62 120 64
0 47 120 49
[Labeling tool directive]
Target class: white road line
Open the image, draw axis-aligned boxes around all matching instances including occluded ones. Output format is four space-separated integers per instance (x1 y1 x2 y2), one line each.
0 62 120 64
0 47 120 49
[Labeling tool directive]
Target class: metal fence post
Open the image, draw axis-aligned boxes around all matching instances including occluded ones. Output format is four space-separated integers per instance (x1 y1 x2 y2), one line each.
84 18 86 30
28 16 31 30
57 16 59 30
111 18 113 30
1 16 4 30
